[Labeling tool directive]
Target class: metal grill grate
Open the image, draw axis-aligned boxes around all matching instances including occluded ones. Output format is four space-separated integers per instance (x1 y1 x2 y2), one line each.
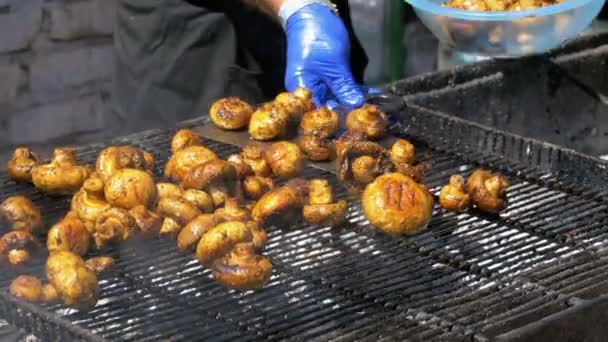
1 105 608 341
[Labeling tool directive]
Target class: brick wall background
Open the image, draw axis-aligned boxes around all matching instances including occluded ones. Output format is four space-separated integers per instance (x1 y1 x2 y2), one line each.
0 0 116 160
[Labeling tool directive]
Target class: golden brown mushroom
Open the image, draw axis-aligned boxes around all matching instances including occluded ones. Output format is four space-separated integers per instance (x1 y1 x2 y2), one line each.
183 189 214 214
242 176 274 200
345 104 389 140
156 196 202 236
85 256 115 274
308 179 333 205
264 141 304 179
303 200 349 226
299 133 334 162
10 275 43 302
156 182 184 199
275 87 315 125
171 129 203 154
104 169 157 210
7 146 40 183
390 139 416 166
96 145 154 182
439 175 471 213
31 148 91 195
195 221 253 265
226 154 254 180
467 169 509 213
214 197 250 224
164 145 218 183
182 159 238 207
362 173 434 236
212 243 273 291
210 97 254 130
0 196 42 234
71 174 112 233
129 205 163 236
251 185 301 226
242 143 272 177
41 283 59 303
93 207 137 250
300 107 340 138
176 214 216 253
248 103 290 141
336 137 394 194
47 216 91 256
0 231 36 267
46 251 99 310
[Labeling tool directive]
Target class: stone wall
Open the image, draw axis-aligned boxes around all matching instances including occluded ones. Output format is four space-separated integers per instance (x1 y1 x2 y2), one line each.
0 0 115 156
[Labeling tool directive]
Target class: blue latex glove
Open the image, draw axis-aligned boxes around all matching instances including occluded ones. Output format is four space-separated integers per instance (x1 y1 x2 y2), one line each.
284 4 365 108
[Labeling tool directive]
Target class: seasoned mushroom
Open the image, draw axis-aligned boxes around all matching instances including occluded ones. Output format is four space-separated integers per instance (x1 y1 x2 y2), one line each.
71 175 111 232
467 169 509 213
94 207 137 250
7 146 40 183
362 173 434 236
210 97 254 130
337 138 393 194
264 141 304 179
212 243 273 291
390 139 416 166
160 217 182 237
104 169 157 210
345 104 389 140
47 216 90 256
248 103 290 141
214 197 250 224
171 129 203 154
299 133 334 162
182 159 238 207
31 148 91 195
41 284 59 303
227 154 254 180
251 186 301 226
303 200 349 226
164 145 218 183
308 179 333 205
156 196 201 236
176 214 216 253
439 175 471 213
242 176 273 200
275 87 315 125
96 146 154 182
85 257 115 274
182 189 214 213
300 107 340 138
245 221 268 252
0 196 42 234
129 205 163 236
195 221 253 265
0 231 36 266
156 182 184 199
46 251 99 310
10 275 43 302
242 143 271 177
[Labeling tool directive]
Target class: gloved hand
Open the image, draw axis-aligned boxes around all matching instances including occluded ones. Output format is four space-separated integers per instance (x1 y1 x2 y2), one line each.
284 3 365 108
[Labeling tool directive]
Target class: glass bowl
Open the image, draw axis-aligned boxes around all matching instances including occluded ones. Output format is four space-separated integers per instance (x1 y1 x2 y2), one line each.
406 0 606 57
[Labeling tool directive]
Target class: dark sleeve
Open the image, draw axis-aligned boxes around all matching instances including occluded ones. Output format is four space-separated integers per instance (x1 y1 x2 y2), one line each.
335 0 369 84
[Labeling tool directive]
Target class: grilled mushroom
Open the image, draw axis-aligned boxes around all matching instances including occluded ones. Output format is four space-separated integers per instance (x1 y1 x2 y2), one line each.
264 141 304 179
10 275 43 302
467 169 509 213
32 148 91 195
96 146 154 182
71 174 111 233
300 107 340 138
212 243 273 291
308 179 333 205
299 133 334 162
156 182 184 199
241 143 272 177
104 169 157 210
345 104 389 140
47 216 91 256
7 146 40 183
275 87 315 125
362 173 434 236
176 214 216 253
439 175 471 213
195 221 253 265
336 137 393 194
214 197 250 224
248 103 290 141
251 185 301 226
42 283 59 303
182 159 238 207
93 208 137 250
242 176 274 200
46 251 99 310
0 196 42 234
85 257 115 274
0 231 37 267
227 154 254 180
171 129 203 154
389 139 416 166
164 145 218 183
303 200 349 226
129 205 163 236
183 189 214 214
210 97 254 130
156 196 202 236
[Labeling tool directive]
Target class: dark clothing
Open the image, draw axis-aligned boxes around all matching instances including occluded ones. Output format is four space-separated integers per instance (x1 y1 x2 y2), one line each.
113 0 368 133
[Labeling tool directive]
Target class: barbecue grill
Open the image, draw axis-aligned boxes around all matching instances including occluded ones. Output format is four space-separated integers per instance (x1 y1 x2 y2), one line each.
3 34 608 342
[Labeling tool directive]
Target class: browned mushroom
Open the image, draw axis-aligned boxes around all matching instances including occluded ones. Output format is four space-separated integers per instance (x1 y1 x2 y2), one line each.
104 169 157 210
0 231 37 267
467 169 509 213
264 141 304 179
210 97 254 130
93 207 137 250
164 145 218 183
336 137 393 194
71 174 111 233
85 256 115 274
195 221 253 265
345 104 389 140
0 196 42 234
241 143 272 177
275 87 315 125
251 185 301 226
10 275 43 302
300 107 340 138
299 133 334 162
389 139 416 166
303 200 349 226
171 129 203 154
7 146 40 183
182 159 238 207
96 145 154 182
248 103 290 141
212 243 273 291
46 251 99 310
156 182 184 199
226 154 254 180
47 216 91 256
129 205 163 236
242 176 274 200
182 189 214 214
32 148 91 195
439 175 471 213
308 179 333 205
214 197 250 224
156 196 202 237
176 214 216 253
